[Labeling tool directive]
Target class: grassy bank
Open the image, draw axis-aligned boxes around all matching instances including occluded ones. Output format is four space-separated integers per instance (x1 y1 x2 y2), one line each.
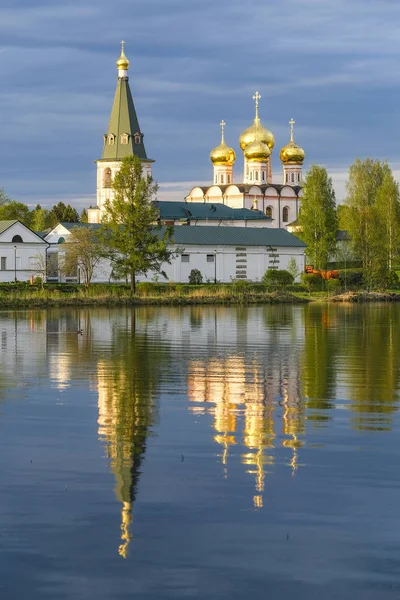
0 282 400 308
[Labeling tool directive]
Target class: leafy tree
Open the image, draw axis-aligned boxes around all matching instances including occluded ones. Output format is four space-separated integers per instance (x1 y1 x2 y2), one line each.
188 269 203 284
345 158 390 288
61 226 105 290
100 155 174 293
287 257 301 282
374 170 400 271
0 200 32 226
0 187 11 205
297 165 338 269
31 204 52 231
80 208 88 223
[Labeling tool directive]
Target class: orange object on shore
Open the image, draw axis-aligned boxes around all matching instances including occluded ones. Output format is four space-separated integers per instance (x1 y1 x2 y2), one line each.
305 267 339 280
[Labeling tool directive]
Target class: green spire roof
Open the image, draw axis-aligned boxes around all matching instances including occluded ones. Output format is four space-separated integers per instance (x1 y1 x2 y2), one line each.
101 76 150 161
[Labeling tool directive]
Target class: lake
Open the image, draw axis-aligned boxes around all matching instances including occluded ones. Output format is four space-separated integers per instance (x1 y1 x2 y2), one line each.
0 304 400 599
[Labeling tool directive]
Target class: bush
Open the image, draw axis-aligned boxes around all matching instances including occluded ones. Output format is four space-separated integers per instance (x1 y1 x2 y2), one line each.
34 277 43 286
233 279 250 293
262 269 294 288
386 270 399 289
137 282 153 296
188 269 203 285
301 272 323 293
326 279 341 295
338 268 364 288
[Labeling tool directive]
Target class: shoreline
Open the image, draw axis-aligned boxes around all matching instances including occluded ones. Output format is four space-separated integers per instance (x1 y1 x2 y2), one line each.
0 288 400 309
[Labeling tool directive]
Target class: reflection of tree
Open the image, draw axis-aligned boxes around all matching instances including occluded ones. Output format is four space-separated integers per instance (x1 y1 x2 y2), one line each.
302 305 337 424
97 312 168 558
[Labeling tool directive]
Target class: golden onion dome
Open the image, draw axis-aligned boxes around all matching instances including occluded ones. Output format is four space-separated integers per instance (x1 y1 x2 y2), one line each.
210 120 236 166
240 120 275 151
244 139 271 162
280 118 305 164
116 41 130 70
280 141 305 164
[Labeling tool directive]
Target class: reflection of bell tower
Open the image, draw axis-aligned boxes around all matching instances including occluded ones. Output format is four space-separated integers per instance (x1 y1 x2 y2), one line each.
281 378 305 476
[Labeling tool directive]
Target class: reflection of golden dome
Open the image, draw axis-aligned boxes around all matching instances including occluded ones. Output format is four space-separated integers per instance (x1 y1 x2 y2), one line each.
210 120 236 166
244 139 271 162
280 118 305 164
117 41 130 70
240 120 275 151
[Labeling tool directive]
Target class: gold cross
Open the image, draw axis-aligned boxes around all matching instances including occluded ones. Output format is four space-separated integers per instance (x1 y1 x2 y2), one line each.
121 40 125 53
253 91 261 107
289 118 295 141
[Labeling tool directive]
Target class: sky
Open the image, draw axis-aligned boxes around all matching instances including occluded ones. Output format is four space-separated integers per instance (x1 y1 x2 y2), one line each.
1 0 400 210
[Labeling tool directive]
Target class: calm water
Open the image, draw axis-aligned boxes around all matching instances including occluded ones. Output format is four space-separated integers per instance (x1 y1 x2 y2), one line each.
1 304 400 598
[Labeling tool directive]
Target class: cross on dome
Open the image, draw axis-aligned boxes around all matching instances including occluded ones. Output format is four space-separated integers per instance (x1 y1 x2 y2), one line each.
289 118 295 142
253 91 261 122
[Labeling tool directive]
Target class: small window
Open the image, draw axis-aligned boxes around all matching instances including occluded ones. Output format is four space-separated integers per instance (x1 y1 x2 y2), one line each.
181 254 190 263
250 172 253 181
134 133 141 144
1 257 6 271
266 206 273 218
103 167 112 188
291 173 294 183
214 175 217 184
221 174 224 184
58 237 65 244
12 235 23 243
108 134 115 145
228 174 231 184
207 254 215 263
255 171 259 180
262 171 265 181
283 206 289 223
121 134 129 145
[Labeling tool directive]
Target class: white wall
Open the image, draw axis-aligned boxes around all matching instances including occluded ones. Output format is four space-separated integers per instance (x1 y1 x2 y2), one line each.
0 222 48 283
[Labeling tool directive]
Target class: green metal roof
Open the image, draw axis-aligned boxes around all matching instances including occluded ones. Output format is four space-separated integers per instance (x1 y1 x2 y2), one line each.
100 77 149 161
53 222 306 248
154 201 271 221
170 225 306 247
0 220 18 234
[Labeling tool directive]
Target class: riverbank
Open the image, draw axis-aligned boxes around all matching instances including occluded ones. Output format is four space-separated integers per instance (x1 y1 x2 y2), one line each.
0 283 399 308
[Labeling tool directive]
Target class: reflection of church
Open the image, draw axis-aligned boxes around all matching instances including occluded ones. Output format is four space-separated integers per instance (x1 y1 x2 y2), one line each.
188 353 305 508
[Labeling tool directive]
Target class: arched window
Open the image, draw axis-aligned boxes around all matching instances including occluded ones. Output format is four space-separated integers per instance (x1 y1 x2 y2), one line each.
103 168 112 188
214 174 218 184
58 237 65 244
220 174 224 184
12 235 23 243
227 174 231 184
108 134 115 145
134 133 141 144
282 206 289 223
291 172 294 183
266 206 273 219
262 171 265 181
285 173 289 183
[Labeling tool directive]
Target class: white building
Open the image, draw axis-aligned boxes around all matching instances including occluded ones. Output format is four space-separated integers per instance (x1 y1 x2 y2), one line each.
45 223 306 283
0 220 48 283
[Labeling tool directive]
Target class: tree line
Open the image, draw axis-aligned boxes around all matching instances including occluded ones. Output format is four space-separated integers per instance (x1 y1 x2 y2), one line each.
297 158 400 288
0 187 88 230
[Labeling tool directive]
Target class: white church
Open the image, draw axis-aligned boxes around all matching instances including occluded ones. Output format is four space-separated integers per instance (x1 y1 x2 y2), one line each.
0 43 306 284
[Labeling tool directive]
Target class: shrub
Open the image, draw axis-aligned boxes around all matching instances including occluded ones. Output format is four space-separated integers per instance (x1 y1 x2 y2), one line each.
301 272 323 293
326 278 341 295
35 277 43 286
233 279 250 292
338 268 364 289
137 282 153 296
188 269 203 285
386 270 399 289
262 269 294 288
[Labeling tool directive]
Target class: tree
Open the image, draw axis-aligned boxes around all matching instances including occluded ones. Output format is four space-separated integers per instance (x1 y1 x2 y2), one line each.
80 208 88 223
61 226 105 289
50 202 80 225
100 155 174 293
31 204 52 232
0 200 32 226
345 158 391 288
374 170 400 272
287 257 300 282
0 187 11 206
297 166 338 269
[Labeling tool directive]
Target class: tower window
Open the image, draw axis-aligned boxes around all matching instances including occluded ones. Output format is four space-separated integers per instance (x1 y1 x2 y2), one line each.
262 171 265 181
134 133 141 144
228 174 231 184
221 174 224 184
103 168 112 188
283 206 289 223
255 171 259 180
291 173 294 183
108 134 115 145
121 134 129 145
266 206 273 218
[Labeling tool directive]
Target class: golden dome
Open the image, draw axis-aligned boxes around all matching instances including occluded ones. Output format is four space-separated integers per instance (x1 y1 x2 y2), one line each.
117 41 130 70
244 139 271 162
240 121 275 151
280 118 305 164
240 91 275 151
210 120 236 166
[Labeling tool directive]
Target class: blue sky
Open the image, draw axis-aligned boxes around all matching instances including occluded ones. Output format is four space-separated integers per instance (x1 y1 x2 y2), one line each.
1 0 400 209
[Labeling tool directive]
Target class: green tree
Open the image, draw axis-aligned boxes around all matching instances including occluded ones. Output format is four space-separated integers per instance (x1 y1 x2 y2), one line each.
80 208 88 223
374 170 400 272
50 202 80 224
345 158 390 288
31 204 52 231
0 187 11 205
287 257 300 282
100 155 174 293
61 226 105 289
297 166 338 269
0 200 32 226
